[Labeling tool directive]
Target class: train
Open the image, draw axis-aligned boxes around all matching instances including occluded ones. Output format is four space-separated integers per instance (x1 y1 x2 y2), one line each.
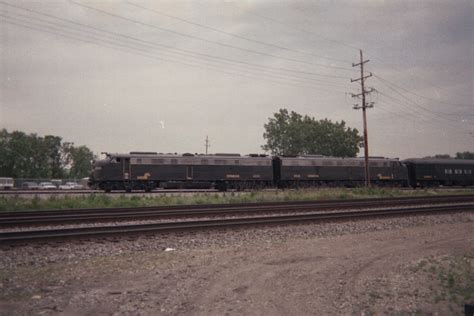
89 152 474 192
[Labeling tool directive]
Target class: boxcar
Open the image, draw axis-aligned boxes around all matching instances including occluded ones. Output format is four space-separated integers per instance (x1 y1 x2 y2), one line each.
403 158 474 187
275 156 408 188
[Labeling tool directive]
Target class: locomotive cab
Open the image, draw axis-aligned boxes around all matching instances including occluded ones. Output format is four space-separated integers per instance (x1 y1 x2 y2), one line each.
89 154 135 192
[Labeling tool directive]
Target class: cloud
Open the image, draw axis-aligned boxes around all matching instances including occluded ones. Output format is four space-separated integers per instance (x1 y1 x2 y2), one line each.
0 0 472 158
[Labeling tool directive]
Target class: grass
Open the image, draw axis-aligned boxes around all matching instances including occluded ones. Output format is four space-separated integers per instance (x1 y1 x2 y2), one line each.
0 187 473 212
436 254 474 304
415 254 474 309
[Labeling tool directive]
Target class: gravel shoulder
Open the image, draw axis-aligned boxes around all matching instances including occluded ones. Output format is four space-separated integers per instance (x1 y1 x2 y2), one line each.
1 213 473 315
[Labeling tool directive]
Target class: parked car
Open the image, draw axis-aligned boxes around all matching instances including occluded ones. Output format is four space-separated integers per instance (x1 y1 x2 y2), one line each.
38 182 57 190
51 179 63 188
22 182 39 190
59 182 84 190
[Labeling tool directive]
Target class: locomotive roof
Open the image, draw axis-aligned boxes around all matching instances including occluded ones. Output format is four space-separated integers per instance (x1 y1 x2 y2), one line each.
105 153 271 159
403 158 474 165
105 152 404 162
280 156 400 162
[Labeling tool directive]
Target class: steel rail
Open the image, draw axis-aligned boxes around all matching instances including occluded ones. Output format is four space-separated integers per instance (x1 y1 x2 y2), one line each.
0 204 472 243
0 189 218 195
1 195 474 227
3 194 474 216
1 187 472 195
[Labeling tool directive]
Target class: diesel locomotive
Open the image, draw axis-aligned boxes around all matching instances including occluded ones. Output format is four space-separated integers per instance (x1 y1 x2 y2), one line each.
88 152 434 192
90 152 273 192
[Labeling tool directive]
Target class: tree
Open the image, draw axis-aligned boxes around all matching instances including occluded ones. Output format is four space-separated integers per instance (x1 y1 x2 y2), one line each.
43 135 69 178
5 131 37 178
456 151 474 159
423 153 474 159
0 129 95 178
423 154 452 159
68 145 95 178
262 109 362 157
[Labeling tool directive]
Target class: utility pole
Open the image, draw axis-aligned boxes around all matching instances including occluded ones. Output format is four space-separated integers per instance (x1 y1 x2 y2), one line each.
205 135 210 155
351 49 373 187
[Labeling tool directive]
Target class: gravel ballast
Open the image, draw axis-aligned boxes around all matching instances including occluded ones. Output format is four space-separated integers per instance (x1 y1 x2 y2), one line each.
0 212 473 315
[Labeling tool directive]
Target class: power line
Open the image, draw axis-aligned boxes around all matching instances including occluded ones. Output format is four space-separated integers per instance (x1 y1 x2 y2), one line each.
0 1 350 81
225 1 360 51
377 102 472 137
376 90 465 126
374 77 474 123
370 92 471 136
0 3 350 90
223 3 473 136
369 55 472 104
221 2 470 110
1 15 348 93
72 1 357 72
127 1 354 64
374 74 470 108
376 90 473 133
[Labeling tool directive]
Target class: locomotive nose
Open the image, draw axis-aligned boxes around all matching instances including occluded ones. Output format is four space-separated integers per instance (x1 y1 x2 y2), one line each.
89 159 108 188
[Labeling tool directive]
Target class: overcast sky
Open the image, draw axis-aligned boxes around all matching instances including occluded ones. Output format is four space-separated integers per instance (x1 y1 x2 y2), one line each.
1 0 473 159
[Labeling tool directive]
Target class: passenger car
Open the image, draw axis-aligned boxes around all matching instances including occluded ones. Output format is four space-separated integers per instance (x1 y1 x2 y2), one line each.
403 158 474 187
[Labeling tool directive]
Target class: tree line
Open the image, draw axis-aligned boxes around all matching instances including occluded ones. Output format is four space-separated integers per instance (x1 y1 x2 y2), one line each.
424 152 474 159
0 129 95 179
1 114 471 179
261 108 474 159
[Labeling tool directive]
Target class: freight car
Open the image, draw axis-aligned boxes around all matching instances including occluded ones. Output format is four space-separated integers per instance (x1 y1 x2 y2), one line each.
90 152 273 192
403 158 474 187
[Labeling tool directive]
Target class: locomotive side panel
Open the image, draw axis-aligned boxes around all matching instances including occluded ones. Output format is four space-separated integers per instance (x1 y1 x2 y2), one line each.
129 156 273 182
278 157 407 186
91 153 274 191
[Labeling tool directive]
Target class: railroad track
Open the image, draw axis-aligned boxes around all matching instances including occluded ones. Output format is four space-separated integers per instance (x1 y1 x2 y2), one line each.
0 203 472 243
2 187 473 196
1 195 474 227
0 189 218 195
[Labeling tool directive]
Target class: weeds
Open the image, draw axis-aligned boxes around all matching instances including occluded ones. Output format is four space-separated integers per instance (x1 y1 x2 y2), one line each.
423 254 474 309
0 188 473 212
